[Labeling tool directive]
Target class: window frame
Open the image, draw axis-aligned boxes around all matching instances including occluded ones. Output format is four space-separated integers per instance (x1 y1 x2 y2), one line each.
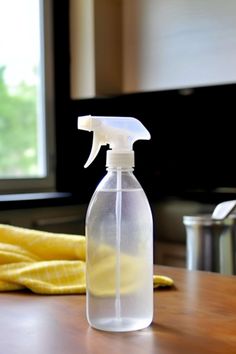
0 0 55 194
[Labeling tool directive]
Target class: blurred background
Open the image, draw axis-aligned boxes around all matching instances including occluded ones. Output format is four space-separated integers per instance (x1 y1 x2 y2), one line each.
1 0 236 268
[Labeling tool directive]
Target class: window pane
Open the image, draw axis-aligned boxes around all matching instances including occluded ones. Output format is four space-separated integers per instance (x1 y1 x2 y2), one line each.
0 0 46 178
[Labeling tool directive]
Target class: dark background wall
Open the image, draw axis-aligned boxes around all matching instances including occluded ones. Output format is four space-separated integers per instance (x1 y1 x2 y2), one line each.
53 1 236 205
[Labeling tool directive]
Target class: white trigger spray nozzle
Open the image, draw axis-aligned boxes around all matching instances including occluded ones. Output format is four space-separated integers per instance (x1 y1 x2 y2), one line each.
77 115 150 168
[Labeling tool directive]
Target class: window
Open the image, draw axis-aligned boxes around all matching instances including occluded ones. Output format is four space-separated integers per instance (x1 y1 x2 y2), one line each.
0 0 55 194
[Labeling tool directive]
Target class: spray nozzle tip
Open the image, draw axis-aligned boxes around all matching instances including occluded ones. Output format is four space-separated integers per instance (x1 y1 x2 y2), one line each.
77 115 92 131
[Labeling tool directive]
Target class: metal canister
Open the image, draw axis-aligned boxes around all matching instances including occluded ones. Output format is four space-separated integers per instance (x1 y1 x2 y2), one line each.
183 214 236 275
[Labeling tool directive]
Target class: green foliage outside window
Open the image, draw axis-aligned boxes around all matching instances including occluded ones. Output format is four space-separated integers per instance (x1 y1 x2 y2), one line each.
0 66 38 177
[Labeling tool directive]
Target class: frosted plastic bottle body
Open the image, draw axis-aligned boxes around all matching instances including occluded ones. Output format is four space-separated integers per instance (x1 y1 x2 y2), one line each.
86 168 153 332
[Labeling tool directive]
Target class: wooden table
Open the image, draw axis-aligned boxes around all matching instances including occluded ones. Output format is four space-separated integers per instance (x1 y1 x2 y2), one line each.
0 266 236 354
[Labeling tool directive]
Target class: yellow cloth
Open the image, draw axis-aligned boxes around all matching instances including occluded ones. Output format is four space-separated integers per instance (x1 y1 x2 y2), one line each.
0 224 173 294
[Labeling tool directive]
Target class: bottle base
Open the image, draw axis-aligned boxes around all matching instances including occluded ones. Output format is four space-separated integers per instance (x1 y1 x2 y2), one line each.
89 317 152 332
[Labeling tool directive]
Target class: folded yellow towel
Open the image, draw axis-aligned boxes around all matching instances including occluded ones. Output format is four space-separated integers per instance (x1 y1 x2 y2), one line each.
0 224 173 294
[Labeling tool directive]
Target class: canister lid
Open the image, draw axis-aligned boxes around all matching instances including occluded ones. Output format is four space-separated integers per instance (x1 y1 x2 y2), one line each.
183 214 236 226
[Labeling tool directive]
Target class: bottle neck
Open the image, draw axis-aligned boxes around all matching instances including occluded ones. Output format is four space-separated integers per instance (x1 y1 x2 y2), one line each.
96 166 140 191
106 166 134 172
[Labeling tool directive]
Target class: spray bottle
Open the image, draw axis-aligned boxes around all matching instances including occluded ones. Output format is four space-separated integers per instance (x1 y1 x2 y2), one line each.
78 115 153 332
